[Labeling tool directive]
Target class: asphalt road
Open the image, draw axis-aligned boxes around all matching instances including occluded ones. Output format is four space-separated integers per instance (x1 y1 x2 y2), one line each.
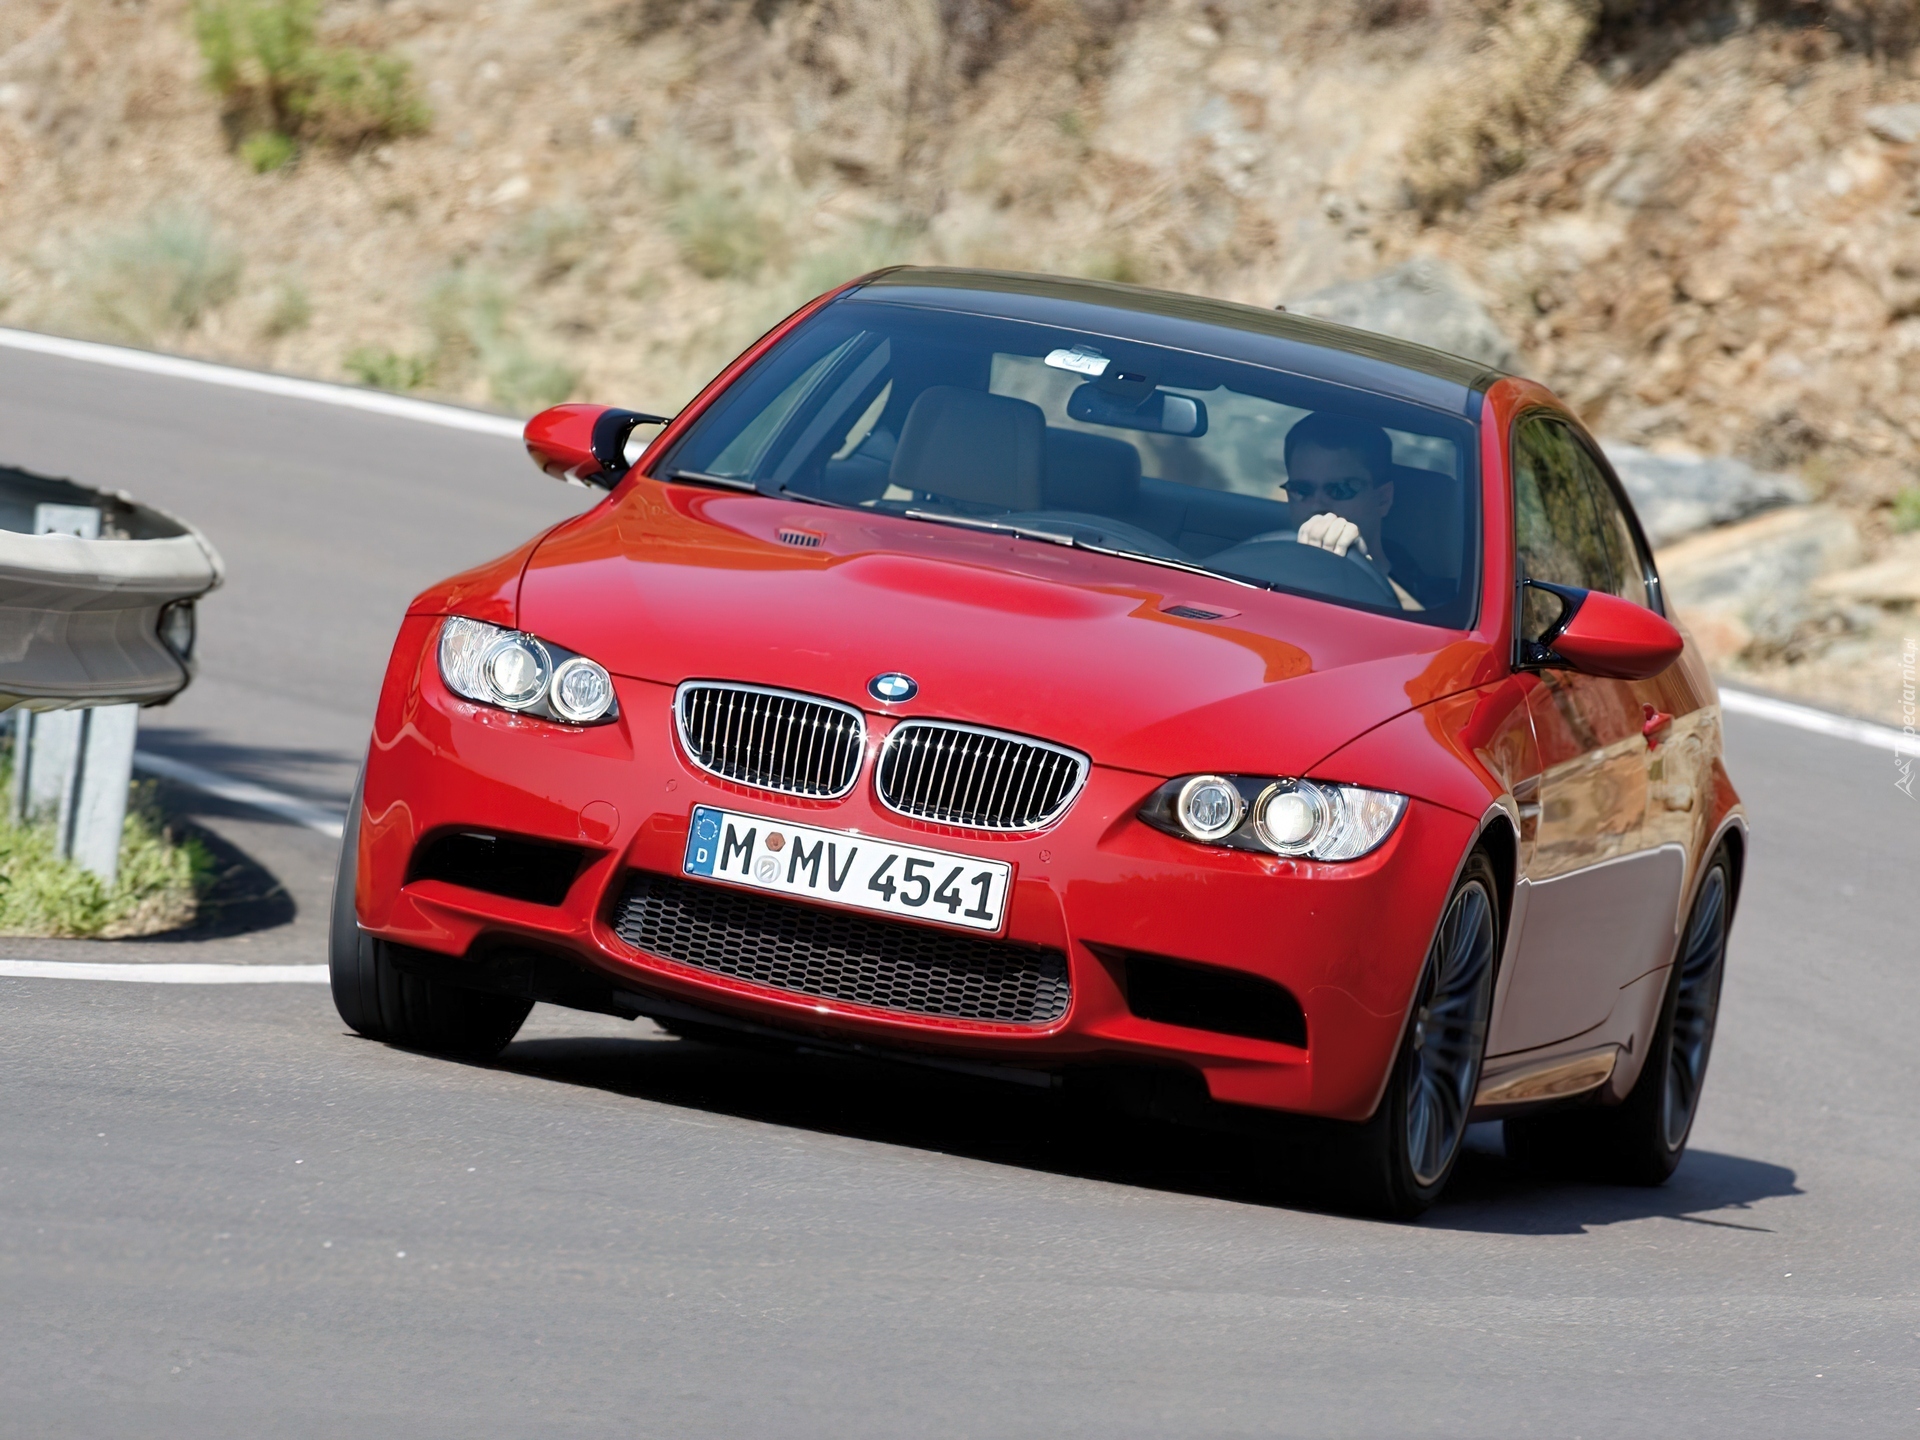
2 347 1917 1436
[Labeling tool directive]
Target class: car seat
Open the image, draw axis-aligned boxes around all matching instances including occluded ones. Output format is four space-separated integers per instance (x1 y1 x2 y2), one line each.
1041 428 1143 518
890 386 1045 512
1380 463 1464 589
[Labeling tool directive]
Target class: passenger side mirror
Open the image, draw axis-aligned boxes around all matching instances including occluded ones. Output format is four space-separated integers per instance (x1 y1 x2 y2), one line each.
1067 383 1208 437
1520 579 1683 681
523 404 669 488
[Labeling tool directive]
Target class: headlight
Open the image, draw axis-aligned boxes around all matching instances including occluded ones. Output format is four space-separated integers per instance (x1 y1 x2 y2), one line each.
437 617 618 725
1141 773 1407 862
1176 774 1244 841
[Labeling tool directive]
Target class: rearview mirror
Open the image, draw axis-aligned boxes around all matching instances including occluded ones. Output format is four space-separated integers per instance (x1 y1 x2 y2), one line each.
1522 580 1683 681
1067 383 1208 437
523 404 669 488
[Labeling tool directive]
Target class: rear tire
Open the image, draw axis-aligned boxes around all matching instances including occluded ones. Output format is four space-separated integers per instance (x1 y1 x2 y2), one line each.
328 765 531 1061
1328 851 1500 1219
1505 845 1733 1185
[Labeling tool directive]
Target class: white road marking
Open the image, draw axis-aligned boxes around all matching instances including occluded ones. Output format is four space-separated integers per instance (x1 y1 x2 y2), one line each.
1721 686 1919 757
0 960 327 983
133 750 346 837
0 326 523 439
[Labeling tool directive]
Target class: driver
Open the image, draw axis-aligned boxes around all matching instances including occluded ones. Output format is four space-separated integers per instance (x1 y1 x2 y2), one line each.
1278 412 1423 612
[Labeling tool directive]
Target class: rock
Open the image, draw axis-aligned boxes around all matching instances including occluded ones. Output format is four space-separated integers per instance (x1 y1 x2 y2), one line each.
1865 103 1920 146
1810 530 1920 604
1283 258 1521 371
1602 442 1809 548
1658 504 1864 663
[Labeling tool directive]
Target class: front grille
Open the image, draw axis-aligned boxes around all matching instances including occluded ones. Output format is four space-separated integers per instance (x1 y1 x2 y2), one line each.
876 720 1088 831
675 682 865 798
613 871 1070 1025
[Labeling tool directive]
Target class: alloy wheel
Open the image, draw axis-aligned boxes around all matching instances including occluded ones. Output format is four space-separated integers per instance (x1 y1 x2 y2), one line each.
1405 878 1497 1187
1662 864 1729 1151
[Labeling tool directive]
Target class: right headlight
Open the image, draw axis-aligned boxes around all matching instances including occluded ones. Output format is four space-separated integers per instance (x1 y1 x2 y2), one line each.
437 616 618 725
1141 773 1407 861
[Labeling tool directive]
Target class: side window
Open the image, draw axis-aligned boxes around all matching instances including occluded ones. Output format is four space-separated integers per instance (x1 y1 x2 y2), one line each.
1568 441 1654 609
1512 416 1613 641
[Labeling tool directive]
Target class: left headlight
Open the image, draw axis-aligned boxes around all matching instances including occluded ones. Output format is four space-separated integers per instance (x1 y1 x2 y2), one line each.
437 616 618 725
1140 773 1407 862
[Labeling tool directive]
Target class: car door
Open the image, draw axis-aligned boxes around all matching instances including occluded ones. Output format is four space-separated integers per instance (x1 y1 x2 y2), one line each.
1491 414 1684 1056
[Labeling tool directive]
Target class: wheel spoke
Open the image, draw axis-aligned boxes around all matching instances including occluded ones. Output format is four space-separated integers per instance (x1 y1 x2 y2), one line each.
1403 877 1496 1187
1661 867 1729 1149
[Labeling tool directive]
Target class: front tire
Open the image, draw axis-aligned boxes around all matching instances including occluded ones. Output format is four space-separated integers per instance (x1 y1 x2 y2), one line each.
328 766 531 1061
1505 845 1733 1185
1330 851 1501 1219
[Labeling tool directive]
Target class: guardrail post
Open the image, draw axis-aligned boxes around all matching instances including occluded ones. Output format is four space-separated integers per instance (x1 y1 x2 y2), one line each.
63 705 138 887
9 704 138 886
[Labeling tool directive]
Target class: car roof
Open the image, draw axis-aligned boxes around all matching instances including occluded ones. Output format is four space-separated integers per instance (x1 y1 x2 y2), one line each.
848 266 1501 420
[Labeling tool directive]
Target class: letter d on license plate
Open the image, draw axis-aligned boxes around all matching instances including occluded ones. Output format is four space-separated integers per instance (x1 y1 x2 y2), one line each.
683 805 1011 933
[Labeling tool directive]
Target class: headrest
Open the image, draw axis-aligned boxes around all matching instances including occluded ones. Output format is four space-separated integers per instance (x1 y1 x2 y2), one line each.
1043 428 1142 514
1381 463 1464 583
891 386 1045 512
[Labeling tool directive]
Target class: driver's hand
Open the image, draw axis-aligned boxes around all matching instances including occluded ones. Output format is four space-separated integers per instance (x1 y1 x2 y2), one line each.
1297 512 1369 559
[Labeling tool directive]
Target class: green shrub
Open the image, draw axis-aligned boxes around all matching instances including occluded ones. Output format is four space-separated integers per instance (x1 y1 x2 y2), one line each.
0 779 209 938
670 182 780 280
344 344 434 391
240 129 297 172
423 268 577 410
74 209 244 344
1892 485 1920 533
263 277 312 337
191 0 429 165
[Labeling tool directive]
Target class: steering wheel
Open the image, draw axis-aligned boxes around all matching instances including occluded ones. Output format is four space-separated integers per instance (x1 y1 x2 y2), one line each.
1200 534 1404 608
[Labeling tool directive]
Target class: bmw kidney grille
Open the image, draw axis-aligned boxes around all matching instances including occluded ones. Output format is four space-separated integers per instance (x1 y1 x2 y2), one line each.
877 720 1087 831
675 682 865 798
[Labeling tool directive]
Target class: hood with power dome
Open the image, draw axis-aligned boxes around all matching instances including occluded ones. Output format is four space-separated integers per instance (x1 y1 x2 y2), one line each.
511 486 1497 781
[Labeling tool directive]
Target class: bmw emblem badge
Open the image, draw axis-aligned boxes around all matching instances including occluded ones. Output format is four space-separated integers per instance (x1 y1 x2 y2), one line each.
868 672 918 703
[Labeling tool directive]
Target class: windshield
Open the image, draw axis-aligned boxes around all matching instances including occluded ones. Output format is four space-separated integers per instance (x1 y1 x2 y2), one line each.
659 294 1481 627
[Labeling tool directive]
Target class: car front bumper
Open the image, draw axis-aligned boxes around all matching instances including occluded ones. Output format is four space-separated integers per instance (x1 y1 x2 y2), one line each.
359 616 1477 1122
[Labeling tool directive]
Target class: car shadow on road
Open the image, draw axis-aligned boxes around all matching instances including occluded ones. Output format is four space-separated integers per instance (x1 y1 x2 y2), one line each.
493 1030 1802 1231
1426 1127 1802 1235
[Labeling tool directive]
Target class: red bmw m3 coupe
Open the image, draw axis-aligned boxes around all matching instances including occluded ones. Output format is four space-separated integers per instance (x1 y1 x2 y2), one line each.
331 269 1743 1216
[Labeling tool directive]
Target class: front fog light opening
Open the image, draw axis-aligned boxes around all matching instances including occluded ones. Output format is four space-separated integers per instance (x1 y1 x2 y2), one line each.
550 656 614 723
1176 774 1244 842
483 634 552 709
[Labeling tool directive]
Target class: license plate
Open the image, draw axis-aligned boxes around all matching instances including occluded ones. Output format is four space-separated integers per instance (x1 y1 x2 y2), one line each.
682 805 1012 933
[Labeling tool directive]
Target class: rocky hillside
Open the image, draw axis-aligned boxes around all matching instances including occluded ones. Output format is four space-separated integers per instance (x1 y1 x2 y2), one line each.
2 0 1917 718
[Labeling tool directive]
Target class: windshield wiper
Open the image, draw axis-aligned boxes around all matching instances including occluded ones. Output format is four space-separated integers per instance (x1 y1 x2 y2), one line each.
901 510 1081 547
777 486 861 510
664 468 761 493
900 509 1268 591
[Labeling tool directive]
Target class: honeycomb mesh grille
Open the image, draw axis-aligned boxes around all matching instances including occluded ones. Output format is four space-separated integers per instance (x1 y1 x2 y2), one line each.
676 683 865 798
613 871 1070 1025
876 721 1088 831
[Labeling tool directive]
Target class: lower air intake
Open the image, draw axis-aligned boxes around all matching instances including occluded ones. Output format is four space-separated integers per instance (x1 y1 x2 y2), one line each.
612 871 1070 1025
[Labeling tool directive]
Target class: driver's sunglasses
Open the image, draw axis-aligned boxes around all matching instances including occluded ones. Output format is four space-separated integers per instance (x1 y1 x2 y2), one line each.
1284 477 1373 502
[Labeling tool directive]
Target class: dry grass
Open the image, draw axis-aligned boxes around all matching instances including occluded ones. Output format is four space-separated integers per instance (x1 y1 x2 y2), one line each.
1403 0 1597 217
65 208 244 345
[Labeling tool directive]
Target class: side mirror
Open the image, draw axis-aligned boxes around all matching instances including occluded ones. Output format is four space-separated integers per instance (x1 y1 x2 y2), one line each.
523 404 669 488
1521 580 1683 681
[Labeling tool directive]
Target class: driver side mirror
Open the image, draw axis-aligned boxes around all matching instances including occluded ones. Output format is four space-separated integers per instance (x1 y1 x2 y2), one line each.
1521 579 1684 681
523 404 669 488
